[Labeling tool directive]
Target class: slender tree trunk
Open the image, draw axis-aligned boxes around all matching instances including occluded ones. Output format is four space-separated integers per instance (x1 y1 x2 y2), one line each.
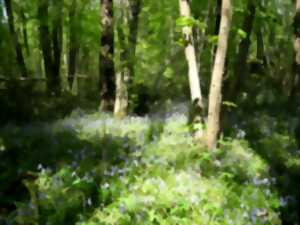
179 0 203 126
38 0 62 96
20 8 30 56
114 69 129 118
4 0 27 77
256 28 266 65
211 0 222 57
82 49 90 74
208 0 222 77
128 0 141 77
114 0 141 118
99 0 115 111
38 0 54 95
37 0 63 96
227 1 255 101
196 0 213 56
68 0 78 90
290 0 300 99
51 0 63 95
115 22 129 118
207 0 232 150
214 0 222 36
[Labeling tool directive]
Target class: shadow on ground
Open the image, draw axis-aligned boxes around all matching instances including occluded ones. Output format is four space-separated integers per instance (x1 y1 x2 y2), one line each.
252 138 300 225
0 121 140 225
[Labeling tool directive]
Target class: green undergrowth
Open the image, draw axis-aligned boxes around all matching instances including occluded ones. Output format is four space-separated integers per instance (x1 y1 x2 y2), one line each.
0 110 294 225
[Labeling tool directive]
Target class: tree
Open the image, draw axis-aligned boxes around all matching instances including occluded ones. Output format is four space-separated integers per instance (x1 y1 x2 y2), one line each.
51 0 63 91
38 0 53 89
4 0 28 78
68 0 79 90
207 0 232 149
99 0 115 111
214 0 222 38
290 0 300 99
20 6 30 56
38 0 63 96
114 0 141 118
256 27 267 67
179 0 203 127
228 0 256 101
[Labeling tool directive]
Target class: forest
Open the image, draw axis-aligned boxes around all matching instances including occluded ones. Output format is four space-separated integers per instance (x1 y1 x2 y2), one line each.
1 0 300 224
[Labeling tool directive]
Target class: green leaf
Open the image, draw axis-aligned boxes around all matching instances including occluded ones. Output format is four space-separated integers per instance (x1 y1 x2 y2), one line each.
148 209 156 222
222 101 238 108
208 35 219 44
163 67 173 79
72 178 82 185
176 16 196 28
237 29 247 39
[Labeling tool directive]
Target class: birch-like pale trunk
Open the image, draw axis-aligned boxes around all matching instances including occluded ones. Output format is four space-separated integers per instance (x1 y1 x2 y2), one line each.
207 0 232 150
114 0 141 118
179 0 203 127
114 70 129 118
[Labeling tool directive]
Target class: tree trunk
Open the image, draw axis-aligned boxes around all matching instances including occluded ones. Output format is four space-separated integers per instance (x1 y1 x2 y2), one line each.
99 0 115 111
290 0 300 99
51 0 63 95
179 0 203 126
114 69 129 118
227 0 255 101
256 28 266 65
38 0 54 95
115 21 129 118
38 0 62 96
127 0 141 90
208 0 222 78
4 0 28 78
214 0 222 36
114 0 141 118
68 0 78 90
20 8 30 56
207 0 232 150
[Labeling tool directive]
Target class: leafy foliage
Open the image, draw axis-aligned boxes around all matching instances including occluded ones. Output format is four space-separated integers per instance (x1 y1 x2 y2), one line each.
0 110 290 224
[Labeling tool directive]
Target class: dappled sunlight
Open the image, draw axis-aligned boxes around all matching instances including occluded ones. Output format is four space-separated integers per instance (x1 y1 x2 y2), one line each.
1 0 300 223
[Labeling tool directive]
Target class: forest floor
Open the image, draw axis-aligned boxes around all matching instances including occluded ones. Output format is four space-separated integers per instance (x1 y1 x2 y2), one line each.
0 106 300 225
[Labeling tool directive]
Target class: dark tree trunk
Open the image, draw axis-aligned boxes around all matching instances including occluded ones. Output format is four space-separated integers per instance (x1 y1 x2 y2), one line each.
256 28 267 65
38 0 62 96
214 0 222 35
127 0 141 81
227 1 256 101
99 0 115 111
81 49 90 74
221 1 255 135
51 0 63 95
38 0 54 95
68 0 78 89
245 27 267 76
20 8 30 56
211 0 222 69
4 0 27 78
290 1 300 99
